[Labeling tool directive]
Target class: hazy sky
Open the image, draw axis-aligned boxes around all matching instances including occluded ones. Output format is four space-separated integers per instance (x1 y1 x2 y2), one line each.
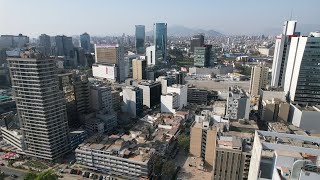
1 0 320 37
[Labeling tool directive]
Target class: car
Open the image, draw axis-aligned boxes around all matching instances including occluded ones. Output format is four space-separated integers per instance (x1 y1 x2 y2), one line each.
89 173 94 179
84 172 90 178
0 163 4 166
10 174 18 178
99 175 103 180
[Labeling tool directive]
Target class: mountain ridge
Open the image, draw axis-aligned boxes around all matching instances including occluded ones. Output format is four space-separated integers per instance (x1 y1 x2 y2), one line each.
146 25 224 37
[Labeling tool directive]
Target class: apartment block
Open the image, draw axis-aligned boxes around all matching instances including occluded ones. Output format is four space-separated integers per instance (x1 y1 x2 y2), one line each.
190 121 218 167
8 58 70 160
214 136 252 180
187 88 208 104
249 64 269 96
226 86 250 120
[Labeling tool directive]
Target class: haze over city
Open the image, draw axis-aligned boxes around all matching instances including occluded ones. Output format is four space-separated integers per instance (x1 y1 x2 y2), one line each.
1 0 320 37
1 1 320 180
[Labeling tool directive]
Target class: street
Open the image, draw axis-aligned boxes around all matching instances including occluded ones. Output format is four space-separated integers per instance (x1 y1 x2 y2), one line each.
0 166 27 180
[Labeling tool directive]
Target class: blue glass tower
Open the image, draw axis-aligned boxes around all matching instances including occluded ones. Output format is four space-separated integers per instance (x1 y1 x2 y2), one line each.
135 25 145 54
153 23 167 65
80 32 91 53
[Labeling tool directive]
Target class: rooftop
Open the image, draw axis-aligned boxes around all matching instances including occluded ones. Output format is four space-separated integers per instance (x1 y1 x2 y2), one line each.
256 131 320 156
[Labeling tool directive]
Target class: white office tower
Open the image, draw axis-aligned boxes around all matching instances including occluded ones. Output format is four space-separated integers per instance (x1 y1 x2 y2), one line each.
8 58 70 160
161 93 179 113
167 84 188 109
284 34 320 105
271 21 298 87
146 46 156 66
249 63 269 96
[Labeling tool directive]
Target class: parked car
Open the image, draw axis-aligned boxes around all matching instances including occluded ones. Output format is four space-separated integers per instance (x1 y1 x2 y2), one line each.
10 174 18 178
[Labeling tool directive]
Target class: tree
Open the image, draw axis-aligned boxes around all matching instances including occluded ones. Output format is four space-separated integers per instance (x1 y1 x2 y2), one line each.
177 134 190 152
23 172 37 180
23 170 58 180
161 161 176 180
35 170 58 180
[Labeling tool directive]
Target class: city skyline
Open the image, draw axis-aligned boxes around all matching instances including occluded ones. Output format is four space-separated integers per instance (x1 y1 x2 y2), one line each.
1 0 320 37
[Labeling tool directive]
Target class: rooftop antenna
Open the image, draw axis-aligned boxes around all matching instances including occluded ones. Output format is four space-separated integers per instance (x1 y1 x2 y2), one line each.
290 9 293 20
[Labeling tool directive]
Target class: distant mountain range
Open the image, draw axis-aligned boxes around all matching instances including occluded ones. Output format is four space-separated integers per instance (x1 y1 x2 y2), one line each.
146 25 224 37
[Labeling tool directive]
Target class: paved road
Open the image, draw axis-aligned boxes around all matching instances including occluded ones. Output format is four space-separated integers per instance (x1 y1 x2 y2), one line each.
0 166 27 180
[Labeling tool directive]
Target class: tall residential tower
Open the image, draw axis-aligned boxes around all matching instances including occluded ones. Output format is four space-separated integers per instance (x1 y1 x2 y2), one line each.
8 57 70 160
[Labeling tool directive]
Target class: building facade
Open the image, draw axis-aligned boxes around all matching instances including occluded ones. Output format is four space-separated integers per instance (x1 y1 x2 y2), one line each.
226 86 250 120
94 44 125 82
284 35 320 105
80 32 91 53
190 121 217 167
39 34 51 56
8 58 70 160
161 93 179 113
190 34 204 53
132 59 146 80
153 23 167 64
138 81 161 108
167 84 188 109
135 25 145 54
249 64 269 96
271 21 298 87
122 86 143 118
146 45 156 66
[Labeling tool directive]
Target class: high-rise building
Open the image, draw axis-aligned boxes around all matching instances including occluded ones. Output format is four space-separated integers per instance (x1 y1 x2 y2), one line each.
80 32 91 53
190 120 217 167
138 81 162 108
175 71 185 85
146 45 156 66
73 74 90 115
135 25 145 54
226 86 250 120
55 35 74 56
39 34 51 56
122 86 143 117
94 44 125 82
284 34 320 105
153 23 167 64
0 34 29 49
8 57 70 160
57 72 77 127
194 45 214 67
249 64 269 96
271 21 298 87
132 59 146 80
190 34 204 53
90 85 113 112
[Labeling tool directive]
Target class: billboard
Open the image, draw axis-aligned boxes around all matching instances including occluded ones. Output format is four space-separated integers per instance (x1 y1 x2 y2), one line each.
92 64 117 81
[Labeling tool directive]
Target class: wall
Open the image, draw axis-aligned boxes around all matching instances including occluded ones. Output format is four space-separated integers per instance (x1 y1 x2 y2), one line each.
92 64 117 81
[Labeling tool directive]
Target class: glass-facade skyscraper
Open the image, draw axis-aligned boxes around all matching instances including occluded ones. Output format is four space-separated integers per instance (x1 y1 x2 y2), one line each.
135 25 145 54
153 23 167 65
80 32 91 53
